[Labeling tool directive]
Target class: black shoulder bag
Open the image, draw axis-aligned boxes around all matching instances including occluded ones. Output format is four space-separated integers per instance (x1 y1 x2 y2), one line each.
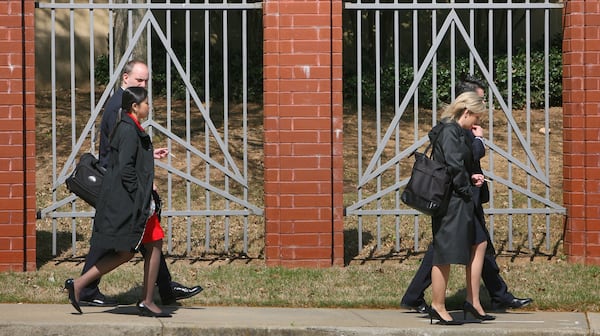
65 153 106 207
401 123 452 216
65 110 122 207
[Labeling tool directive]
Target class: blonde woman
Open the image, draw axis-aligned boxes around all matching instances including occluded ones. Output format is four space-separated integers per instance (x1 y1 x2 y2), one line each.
428 91 493 325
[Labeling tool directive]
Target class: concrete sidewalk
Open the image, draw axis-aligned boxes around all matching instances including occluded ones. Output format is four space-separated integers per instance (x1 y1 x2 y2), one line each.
0 304 597 336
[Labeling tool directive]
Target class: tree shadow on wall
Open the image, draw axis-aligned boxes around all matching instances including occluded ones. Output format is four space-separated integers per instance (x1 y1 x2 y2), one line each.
344 228 373 266
36 230 85 269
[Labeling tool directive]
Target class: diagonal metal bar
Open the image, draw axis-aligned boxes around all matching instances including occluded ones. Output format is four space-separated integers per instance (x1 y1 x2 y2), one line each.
146 13 243 179
359 9 547 188
483 170 565 211
154 160 263 215
359 11 459 187
38 194 78 218
485 141 550 186
450 15 547 179
52 10 154 190
347 179 408 213
145 120 247 186
363 136 429 184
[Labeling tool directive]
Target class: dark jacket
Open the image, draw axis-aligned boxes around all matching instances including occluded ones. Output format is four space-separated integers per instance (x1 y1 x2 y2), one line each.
470 132 495 255
430 119 476 265
99 87 124 168
91 112 155 252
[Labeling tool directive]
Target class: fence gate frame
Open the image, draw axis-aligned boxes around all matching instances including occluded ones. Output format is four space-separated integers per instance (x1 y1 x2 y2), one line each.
35 0 264 258
342 0 566 257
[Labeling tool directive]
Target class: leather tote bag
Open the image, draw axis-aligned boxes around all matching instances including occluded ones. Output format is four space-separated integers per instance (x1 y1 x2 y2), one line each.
401 124 451 216
65 153 106 207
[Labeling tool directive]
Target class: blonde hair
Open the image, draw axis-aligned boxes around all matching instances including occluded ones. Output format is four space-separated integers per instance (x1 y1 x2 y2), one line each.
440 91 486 121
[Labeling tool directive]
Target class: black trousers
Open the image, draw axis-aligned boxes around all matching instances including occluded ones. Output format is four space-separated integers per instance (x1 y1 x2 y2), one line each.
79 244 174 302
401 244 515 306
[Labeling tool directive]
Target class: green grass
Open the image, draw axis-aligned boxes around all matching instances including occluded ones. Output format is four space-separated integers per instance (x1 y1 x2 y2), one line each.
1 255 598 312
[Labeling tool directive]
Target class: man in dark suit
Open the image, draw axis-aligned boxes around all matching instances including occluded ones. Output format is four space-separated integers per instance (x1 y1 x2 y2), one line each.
400 75 533 313
79 60 203 306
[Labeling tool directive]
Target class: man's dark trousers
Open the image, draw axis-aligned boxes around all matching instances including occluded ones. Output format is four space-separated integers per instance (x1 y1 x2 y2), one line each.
401 244 514 306
80 244 173 301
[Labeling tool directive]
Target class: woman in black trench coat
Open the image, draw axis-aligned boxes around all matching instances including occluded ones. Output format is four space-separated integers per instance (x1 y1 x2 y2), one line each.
64 87 170 317
428 91 489 325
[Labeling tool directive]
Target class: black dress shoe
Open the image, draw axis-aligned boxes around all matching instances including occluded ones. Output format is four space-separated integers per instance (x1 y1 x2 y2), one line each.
491 297 533 310
136 301 171 318
400 301 431 314
80 292 118 307
64 279 82 314
171 282 203 301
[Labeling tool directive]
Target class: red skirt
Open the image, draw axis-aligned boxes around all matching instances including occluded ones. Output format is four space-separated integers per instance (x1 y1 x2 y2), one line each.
142 213 165 243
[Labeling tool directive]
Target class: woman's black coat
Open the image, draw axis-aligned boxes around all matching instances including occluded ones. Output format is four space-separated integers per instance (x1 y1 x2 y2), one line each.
91 113 154 252
430 119 476 266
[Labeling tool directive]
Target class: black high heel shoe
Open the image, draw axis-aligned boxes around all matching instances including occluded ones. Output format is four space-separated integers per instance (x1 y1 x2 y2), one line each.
463 301 495 321
136 301 171 318
64 279 82 314
428 307 463 325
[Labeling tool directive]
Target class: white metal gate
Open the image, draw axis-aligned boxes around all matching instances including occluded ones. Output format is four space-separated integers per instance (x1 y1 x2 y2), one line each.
35 0 264 258
343 0 565 258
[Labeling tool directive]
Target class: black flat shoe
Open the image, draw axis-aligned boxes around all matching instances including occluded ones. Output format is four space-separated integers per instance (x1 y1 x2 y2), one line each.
463 301 495 321
428 307 463 325
64 279 82 314
136 301 171 318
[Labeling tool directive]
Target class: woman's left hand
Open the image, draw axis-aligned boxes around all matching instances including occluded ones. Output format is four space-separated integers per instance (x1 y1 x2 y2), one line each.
153 148 169 159
471 173 484 187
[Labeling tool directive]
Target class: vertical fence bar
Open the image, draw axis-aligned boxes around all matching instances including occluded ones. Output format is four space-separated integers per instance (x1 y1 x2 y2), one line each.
487 5 495 243
526 5 533 250
166 0 174 254
69 0 77 256
204 5 211 253
242 4 250 254
507 7 514 250
357 8 363 251
394 8 400 252
544 7 552 251
412 0 419 251
50 0 58 256
223 5 231 252
375 9 382 251
185 0 192 255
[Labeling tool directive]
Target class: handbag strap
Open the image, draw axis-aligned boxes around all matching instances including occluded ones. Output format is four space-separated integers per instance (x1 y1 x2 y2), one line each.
424 122 446 157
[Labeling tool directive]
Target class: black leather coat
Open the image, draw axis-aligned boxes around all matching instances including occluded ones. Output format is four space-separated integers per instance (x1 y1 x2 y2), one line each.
430 119 476 265
91 113 154 252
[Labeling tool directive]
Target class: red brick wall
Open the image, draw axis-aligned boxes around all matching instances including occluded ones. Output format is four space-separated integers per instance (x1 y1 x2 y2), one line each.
263 0 344 267
0 0 36 272
563 0 600 265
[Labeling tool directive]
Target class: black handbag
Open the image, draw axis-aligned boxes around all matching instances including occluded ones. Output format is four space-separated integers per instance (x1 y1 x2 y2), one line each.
65 153 106 207
401 124 451 216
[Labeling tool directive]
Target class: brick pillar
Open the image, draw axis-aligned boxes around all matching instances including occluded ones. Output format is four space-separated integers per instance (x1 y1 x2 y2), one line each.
0 0 36 272
263 0 344 267
563 0 600 265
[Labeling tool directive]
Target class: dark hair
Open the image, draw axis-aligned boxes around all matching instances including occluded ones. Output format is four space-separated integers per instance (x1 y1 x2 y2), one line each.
121 86 148 113
456 74 486 96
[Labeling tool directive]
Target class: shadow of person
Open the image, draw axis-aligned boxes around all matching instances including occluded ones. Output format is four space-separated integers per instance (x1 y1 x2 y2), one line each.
36 229 86 269
343 228 374 265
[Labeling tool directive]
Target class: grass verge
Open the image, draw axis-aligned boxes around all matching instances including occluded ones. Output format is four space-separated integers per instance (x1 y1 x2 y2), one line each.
1 256 598 312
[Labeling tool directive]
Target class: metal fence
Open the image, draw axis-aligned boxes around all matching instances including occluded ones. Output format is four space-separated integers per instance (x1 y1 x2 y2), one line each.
35 0 264 258
342 0 566 258
36 0 567 261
